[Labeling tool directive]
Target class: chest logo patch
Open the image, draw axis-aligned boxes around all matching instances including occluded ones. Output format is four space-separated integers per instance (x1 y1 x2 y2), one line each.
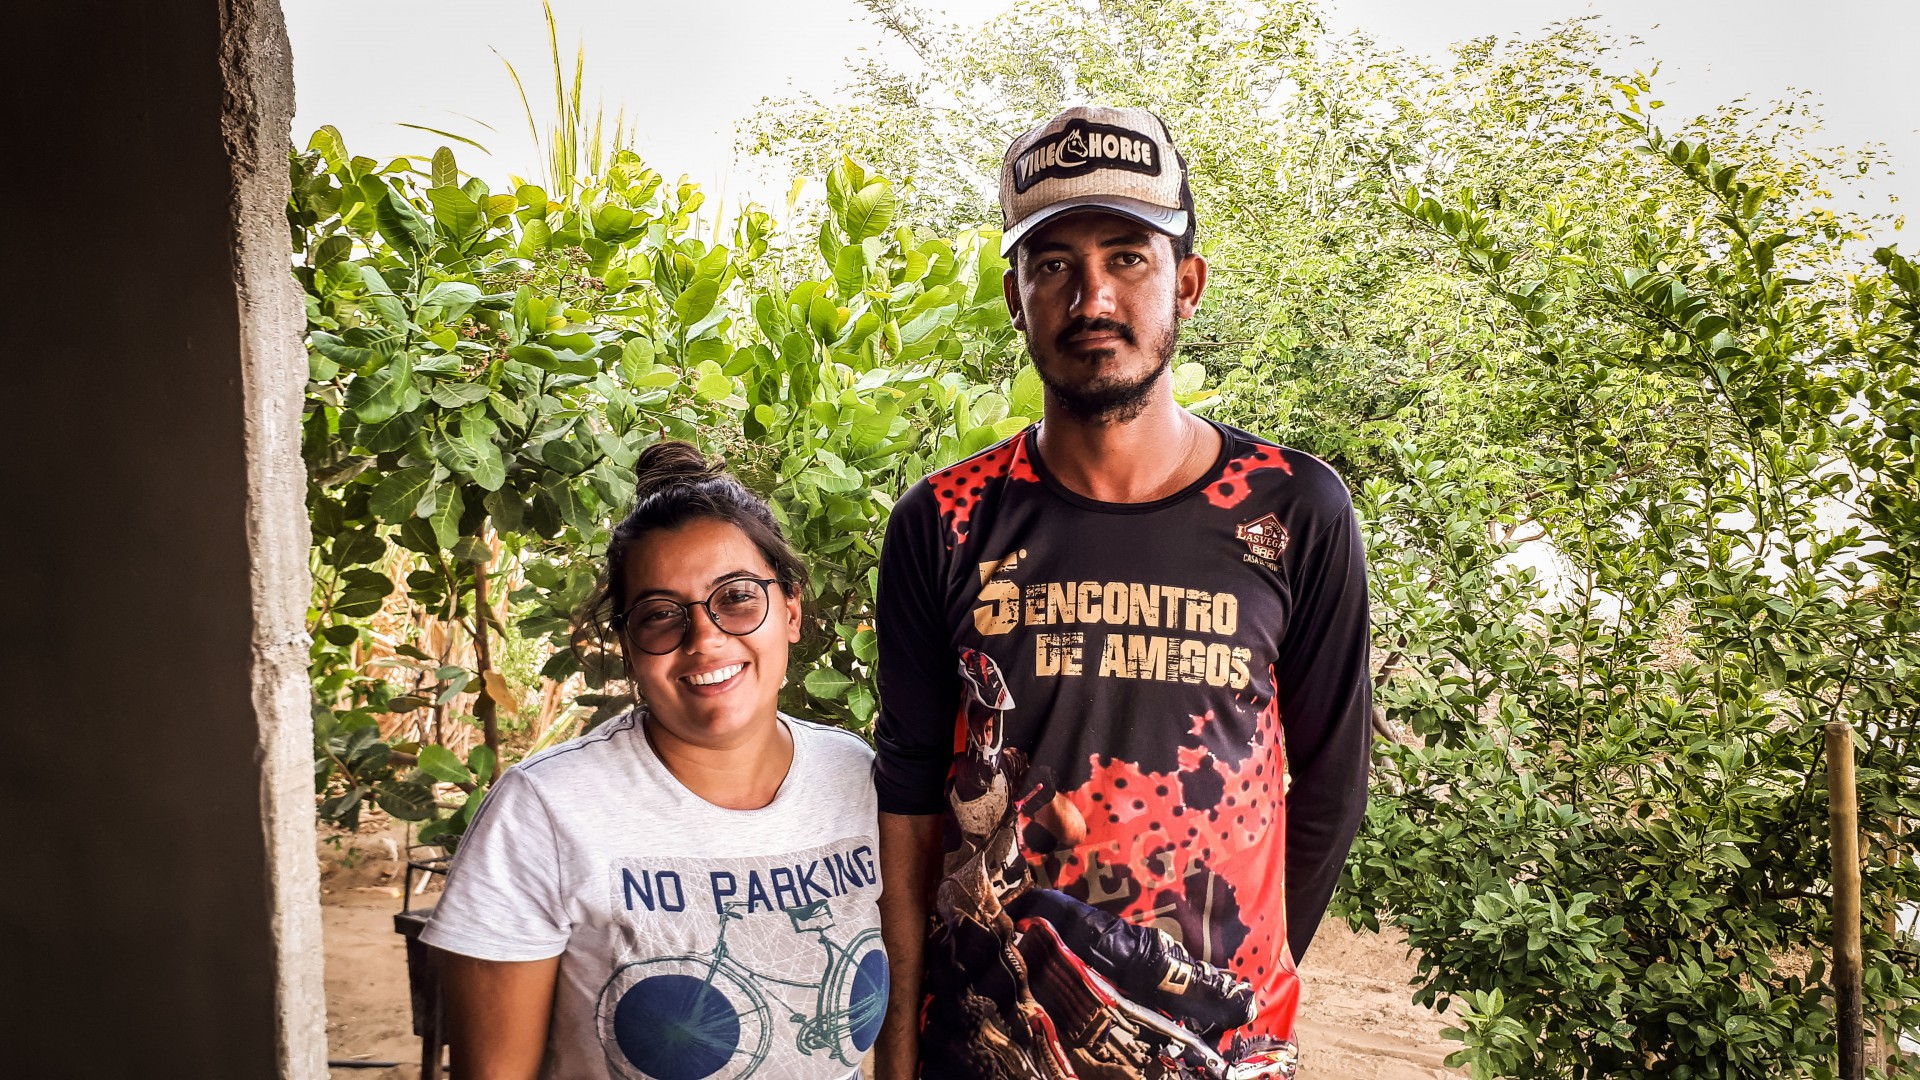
1236 513 1289 562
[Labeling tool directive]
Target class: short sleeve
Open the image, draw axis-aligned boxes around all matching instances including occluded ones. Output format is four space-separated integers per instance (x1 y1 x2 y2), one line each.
419 767 571 961
873 481 961 815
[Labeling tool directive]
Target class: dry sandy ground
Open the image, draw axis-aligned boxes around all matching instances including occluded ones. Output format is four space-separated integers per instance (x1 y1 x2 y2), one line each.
320 826 1462 1079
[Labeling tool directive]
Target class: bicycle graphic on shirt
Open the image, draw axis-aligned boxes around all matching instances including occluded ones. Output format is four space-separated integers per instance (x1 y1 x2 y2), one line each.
596 898 889 1080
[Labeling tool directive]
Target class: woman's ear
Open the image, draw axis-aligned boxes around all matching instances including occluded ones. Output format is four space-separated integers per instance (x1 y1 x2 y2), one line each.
784 588 803 644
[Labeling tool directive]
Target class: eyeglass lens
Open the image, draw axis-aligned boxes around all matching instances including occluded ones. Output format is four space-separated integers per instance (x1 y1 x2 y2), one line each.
623 578 772 655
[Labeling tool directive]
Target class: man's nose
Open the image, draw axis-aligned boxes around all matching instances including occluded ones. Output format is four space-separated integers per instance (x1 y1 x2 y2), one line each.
1070 264 1120 320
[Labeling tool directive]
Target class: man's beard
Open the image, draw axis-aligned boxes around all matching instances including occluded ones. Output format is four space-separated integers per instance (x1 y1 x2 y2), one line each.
1030 306 1180 425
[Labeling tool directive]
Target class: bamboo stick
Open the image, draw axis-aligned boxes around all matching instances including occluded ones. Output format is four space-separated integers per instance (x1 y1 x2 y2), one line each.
473 560 499 758
1827 720 1863 1080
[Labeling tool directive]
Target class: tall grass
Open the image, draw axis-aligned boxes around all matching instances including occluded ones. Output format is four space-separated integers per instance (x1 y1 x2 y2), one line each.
497 1 628 201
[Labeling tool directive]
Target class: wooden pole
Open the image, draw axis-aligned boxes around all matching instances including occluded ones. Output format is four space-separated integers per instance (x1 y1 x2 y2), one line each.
473 560 499 758
1883 839 1903 1073
1827 721 1863 1080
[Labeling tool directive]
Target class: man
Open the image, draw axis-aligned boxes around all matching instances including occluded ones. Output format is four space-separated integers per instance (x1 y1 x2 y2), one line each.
873 106 1372 1077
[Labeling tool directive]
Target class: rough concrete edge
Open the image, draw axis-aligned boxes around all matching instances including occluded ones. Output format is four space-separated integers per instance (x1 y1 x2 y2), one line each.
221 1 328 1076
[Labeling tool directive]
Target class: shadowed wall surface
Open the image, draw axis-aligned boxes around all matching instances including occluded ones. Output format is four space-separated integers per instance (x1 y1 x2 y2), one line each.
0 2 323 1075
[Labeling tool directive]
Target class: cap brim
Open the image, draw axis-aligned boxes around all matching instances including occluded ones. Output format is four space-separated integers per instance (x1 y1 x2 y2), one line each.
1000 196 1190 256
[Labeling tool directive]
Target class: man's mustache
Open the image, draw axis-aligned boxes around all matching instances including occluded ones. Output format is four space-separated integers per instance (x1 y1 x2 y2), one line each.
1056 317 1135 352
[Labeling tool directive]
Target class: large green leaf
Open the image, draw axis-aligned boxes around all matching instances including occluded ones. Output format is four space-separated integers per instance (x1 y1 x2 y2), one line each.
693 362 732 402
509 342 598 376
427 186 481 240
428 381 491 409
592 203 635 237
333 568 394 618
373 780 436 821
841 180 897 241
415 744 473 785
310 331 378 369
418 280 482 323
483 487 525 534
546 474 597 534
353 408 422 454
369 466 434 523
428 483 466 549
673 276 721 325
345 354 418 424
308 350 340 382
312 233 353 269
834 245 867 298
540 435 596 474
1010 365 1045 420
430 146 458 188
899 302 956 346
373 187 434 256
803 666 856 701
456 415 506 491
466 745 497 785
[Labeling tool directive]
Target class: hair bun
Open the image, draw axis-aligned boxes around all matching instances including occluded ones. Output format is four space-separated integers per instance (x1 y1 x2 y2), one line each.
630 440 719 503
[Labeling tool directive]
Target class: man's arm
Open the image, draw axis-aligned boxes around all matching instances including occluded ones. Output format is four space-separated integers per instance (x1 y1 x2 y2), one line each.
875 812 940 1079
440 952 559 1080
1273 456 1373 965
871 482 964 1077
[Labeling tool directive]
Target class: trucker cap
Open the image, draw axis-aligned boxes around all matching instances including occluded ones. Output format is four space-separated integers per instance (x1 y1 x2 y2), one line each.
998 105 1192 256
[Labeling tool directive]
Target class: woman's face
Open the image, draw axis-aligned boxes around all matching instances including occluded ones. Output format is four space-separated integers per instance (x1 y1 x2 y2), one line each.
618 517 801 750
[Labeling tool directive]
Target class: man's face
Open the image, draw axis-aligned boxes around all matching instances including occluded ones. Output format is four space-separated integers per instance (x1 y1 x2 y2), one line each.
1004 211 1206 425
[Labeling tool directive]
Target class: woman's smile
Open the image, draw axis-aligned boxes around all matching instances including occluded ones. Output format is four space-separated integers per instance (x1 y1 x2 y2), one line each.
680 661 748 691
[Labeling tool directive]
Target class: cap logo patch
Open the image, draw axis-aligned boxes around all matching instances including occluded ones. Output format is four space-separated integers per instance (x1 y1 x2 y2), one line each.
1013 119 1161 193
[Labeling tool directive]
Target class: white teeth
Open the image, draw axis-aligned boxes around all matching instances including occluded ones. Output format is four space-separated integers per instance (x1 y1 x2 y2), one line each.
685 664 744 686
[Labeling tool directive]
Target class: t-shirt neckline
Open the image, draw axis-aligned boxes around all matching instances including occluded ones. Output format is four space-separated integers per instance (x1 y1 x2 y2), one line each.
1025 418 1234 515
630 710 809 817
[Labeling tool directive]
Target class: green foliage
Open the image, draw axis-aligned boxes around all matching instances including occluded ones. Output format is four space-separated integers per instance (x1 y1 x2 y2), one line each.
293 128 1047 845
744 1 1919 1074
1338 122 1920 1077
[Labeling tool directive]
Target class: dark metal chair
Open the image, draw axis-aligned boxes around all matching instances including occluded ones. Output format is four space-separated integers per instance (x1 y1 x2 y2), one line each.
395 850 451 1079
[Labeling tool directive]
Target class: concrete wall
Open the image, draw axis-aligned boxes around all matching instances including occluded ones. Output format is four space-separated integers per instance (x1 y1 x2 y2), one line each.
0 2 325 1076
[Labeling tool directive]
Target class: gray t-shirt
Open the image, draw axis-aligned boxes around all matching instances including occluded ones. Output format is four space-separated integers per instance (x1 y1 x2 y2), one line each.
421 711 888 1080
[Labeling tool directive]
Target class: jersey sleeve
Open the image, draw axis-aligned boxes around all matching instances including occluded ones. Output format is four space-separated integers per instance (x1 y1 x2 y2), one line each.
1273 456 1372 964
873 481 960 815
418 766 571 961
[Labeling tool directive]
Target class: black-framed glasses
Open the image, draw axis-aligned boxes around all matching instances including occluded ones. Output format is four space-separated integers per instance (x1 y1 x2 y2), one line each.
612 577 782 655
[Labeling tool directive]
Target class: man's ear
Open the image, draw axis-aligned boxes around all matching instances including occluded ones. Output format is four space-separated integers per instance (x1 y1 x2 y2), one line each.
1003 266 1027 332
1175 252 1208 320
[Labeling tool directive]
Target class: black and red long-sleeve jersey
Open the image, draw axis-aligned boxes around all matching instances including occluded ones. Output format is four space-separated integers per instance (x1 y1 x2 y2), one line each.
873 420 1372 1041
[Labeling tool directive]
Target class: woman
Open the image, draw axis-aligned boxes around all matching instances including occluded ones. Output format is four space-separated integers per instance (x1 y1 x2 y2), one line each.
421 442 888 1080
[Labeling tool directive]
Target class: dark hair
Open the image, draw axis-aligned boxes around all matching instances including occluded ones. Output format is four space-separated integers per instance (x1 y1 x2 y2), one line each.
586 441 806 636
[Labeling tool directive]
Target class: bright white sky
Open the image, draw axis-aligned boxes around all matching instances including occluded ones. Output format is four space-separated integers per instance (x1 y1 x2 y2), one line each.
287 0 1916 236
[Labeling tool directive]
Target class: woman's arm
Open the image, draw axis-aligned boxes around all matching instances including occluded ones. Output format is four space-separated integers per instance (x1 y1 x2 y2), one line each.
440 950 560 1080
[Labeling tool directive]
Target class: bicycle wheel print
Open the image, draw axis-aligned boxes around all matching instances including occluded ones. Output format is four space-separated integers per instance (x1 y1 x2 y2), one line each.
809 927 889 1062
597 955 772 1080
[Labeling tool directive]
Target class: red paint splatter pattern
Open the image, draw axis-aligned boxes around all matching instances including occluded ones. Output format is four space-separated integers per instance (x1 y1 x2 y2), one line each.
927 429 1041 546
1204 444 1294 510
1037 689 1300 1041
